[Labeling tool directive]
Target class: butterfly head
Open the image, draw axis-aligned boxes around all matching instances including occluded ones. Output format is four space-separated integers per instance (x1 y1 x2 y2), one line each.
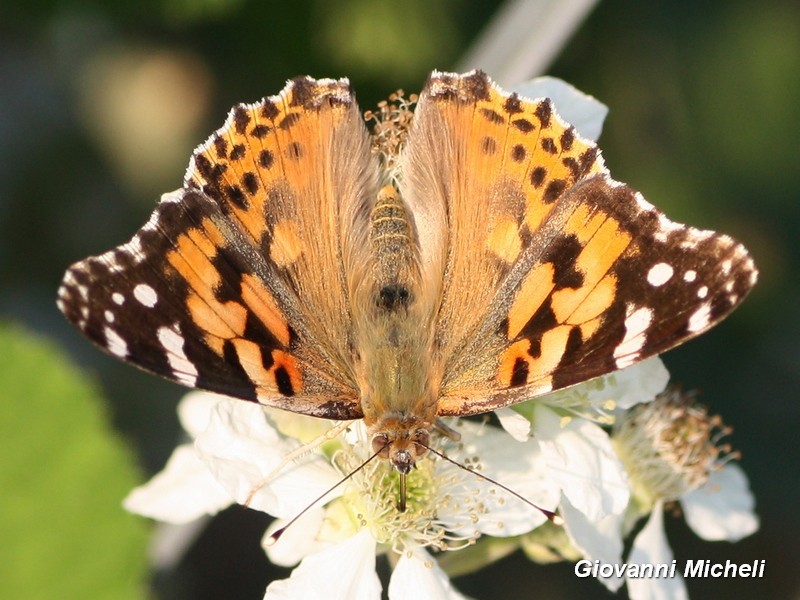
369 413 431 475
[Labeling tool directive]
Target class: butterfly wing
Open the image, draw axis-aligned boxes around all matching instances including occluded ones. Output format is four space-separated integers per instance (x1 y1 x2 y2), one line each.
58 77 377 419
400 70 757 416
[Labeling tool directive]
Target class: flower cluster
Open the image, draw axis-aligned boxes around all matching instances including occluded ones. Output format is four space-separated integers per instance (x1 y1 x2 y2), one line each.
125 357 757 600
124 79 758 600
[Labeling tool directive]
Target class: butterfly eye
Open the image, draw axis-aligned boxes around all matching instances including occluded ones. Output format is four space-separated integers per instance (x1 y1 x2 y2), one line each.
412 429 430 454
371 433 391 457
412 429 430 448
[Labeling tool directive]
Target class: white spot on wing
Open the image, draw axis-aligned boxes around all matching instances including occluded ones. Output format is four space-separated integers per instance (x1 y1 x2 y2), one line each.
157 325 198 386
127 235 144 259
697 285 708 299
647 263 674 287
688 303 712 333
683 270 697 282
133 283 158 307
614 305 653 368
104 310 115 323
112 292 125 305
104 326 128 358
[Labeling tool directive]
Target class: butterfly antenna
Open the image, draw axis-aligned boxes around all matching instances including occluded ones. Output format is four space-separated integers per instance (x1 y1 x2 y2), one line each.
419 443 563 525
265 446 384 546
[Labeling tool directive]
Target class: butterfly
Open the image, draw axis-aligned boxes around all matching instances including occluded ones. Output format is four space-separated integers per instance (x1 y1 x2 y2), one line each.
58 70 757 491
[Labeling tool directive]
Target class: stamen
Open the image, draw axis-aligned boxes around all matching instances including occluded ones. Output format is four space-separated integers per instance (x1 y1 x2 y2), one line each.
613 387 738 502
364 89 418 173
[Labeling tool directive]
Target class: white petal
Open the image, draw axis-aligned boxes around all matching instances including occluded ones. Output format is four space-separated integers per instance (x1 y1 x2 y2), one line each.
263 508 326 567
560 496 624 592
149 520 209 569
264 530 381 600
512 76 608 142
627 502 688 600
534 405 629 521
177 390 227 437
597 357 669 410
194 399 340 518
389 547 470 600
494 407 531 441
123 444 231 524
682 463 759 542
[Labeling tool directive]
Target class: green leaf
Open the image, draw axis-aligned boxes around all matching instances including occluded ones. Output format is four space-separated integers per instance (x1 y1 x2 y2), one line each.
0 322 149 599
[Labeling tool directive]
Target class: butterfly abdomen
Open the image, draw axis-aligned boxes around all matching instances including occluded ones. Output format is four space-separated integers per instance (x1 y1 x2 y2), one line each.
350 184 439 428
369 185 418 312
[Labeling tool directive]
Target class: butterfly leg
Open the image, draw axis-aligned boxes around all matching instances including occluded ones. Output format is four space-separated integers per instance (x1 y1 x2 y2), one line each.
434 419 461 442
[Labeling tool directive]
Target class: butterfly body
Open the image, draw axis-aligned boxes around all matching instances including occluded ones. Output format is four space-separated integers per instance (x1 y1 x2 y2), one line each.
353 183 438 472
58 71 757 482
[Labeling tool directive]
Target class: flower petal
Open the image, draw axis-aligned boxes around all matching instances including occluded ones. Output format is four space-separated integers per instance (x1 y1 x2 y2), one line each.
534 405 629 521
512 77 608 142
597 358 669 410
389 547 470 600
263 507 326 567
535 357 669 414
194 398 340 518
682 463 759 542
123 444 231 524
495 407 531 441
176 390 226 437
560 496 624 592
627 502 688 600
264 529 381 600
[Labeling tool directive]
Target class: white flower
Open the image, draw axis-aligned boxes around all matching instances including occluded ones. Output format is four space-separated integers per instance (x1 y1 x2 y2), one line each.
126 389 560 599
569 388 759 599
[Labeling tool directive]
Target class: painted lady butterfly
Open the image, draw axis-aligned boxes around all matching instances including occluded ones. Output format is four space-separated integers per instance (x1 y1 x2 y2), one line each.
58 70 757 480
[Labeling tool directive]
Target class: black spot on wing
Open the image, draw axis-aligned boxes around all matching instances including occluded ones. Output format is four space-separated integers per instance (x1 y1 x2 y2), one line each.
510 356 530 387
260 98 280 120
544 234 584 290
274 365 295 396
512 118 535 133
233 105 250 135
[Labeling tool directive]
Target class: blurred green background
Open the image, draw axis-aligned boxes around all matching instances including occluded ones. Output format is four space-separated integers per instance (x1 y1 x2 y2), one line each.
2 0 798 598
